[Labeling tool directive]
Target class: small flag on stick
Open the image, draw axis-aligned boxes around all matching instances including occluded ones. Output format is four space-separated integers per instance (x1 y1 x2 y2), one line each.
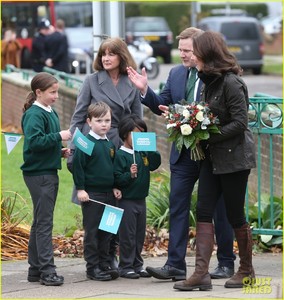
89 198 124 234
71 127 95 156
132 132 157 152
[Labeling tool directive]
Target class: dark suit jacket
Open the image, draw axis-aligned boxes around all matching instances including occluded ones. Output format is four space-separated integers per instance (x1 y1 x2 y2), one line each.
142 64 203 164
45 31 69 72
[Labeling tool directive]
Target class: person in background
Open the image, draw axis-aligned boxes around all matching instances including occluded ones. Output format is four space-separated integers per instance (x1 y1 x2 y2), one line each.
31 19 51 72
174 30 256 291
72 102 121 281
127 27 235 281
1 29 22 70
68 37 143 271
45 19 69 73
114 114 161 279
21 72 71 286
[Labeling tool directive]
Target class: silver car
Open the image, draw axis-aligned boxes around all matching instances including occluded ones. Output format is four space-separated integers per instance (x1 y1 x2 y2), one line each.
198 16 264 75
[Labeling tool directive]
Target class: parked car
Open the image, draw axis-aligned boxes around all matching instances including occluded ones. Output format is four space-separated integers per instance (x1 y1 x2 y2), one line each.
125 16 173 64
197 16 264 75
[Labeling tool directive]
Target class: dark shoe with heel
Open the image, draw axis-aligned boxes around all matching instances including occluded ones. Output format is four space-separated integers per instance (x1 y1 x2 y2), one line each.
146 265 186 281
210 266 234 279
40 273 64 286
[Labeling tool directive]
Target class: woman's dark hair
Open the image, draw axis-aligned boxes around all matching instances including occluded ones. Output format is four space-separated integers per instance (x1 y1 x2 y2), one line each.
193 31 242 76
23 72 58 112
93 37 137 74
118 114 147 141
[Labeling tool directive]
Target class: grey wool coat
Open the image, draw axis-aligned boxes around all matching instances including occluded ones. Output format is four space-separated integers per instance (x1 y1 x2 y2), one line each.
69 70 143 149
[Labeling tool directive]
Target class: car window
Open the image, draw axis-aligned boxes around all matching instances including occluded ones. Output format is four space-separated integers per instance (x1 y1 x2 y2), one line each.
220 22 259 40
132 20 167 32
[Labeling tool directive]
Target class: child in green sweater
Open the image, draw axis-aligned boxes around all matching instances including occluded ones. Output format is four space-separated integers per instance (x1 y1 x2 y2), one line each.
72 102 121 281
21 72 71 286
114 114 161 279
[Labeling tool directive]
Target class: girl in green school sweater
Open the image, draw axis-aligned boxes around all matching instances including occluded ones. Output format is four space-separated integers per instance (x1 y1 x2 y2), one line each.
114 114 161 279
21 72 71 286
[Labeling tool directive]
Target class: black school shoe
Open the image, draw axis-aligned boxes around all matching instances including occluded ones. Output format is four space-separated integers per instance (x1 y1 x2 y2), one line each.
87 268 112 281
40 273 64 286
100 265 119 280
27 274 41 282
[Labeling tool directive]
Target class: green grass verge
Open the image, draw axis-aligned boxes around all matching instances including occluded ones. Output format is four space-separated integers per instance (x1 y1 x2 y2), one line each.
1 135 82 235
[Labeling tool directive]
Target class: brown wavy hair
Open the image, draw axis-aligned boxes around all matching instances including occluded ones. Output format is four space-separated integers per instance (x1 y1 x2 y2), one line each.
23 72 58 112
93 37 137 74
193 31 242 76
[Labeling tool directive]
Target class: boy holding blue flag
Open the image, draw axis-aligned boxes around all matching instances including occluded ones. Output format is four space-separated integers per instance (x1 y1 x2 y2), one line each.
114 115 161 279
72 102 121 281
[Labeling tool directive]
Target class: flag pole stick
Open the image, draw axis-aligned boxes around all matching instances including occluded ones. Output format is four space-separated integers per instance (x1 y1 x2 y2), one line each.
88 198 124 211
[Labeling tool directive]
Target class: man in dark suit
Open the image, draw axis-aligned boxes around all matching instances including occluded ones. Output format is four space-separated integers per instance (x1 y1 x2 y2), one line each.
127 27 235 281
45 19 69 73
31 19 51 72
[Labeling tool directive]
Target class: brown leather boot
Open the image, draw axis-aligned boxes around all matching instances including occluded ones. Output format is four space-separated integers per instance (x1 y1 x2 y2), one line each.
225 223 255 288
173 222 214 291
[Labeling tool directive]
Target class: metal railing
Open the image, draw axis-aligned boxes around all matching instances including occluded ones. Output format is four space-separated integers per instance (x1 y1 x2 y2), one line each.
247 95 283 236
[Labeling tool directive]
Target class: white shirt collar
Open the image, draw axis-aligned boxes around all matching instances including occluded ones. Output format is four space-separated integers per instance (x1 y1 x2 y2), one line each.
33 101 53 112
120 145 134 154
88 130 109 140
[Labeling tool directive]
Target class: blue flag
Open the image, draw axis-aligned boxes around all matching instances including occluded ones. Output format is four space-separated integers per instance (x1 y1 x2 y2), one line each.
99 205 124 234
132 132 157 152
72 127 95 156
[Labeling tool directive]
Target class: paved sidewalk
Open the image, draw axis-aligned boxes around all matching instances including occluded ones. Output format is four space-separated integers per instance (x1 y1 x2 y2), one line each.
1 252 282 299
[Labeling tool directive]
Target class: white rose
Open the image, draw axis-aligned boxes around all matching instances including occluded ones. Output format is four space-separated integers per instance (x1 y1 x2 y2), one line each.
167 123 176 129
180 124 193 135
196 111 204 122
197 104 204 110
182 109 190 118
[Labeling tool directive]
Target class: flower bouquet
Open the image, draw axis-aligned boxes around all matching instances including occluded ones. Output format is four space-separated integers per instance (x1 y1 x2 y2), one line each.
165 100 220 160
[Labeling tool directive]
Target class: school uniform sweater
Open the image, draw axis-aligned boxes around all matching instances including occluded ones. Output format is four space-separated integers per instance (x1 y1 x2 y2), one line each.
21 104 62 176
72 134 116 193
114 146 161 200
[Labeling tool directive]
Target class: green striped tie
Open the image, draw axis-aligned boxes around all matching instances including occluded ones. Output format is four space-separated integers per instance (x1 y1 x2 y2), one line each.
186 67 197 103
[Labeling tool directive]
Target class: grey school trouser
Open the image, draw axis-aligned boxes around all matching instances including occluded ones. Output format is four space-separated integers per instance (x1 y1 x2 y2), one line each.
24 174 58 276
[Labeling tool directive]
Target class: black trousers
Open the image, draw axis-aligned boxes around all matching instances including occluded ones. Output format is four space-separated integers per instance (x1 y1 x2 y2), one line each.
197 156 250 228
118 199 146 275
81 192 115 271
24 174 58 276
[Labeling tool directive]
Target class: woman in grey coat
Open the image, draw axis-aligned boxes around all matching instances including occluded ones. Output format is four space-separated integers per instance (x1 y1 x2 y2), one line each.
69 37 142 148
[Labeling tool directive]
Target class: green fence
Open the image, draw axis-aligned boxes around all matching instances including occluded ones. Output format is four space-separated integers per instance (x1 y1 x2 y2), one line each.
247 95 283 237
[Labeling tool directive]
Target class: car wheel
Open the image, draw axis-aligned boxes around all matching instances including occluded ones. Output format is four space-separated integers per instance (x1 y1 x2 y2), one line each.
21 47 31 68
252 67 262 75
163 52 172 64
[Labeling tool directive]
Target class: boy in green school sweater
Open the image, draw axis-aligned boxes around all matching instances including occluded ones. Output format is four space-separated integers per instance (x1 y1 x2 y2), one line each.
114 114 161 279
72 102 121 281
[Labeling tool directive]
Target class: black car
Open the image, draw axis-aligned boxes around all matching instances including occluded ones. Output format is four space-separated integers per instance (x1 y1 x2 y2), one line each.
125 16 173 64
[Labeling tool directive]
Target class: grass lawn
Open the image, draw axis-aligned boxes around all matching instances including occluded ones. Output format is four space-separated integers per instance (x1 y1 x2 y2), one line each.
1 135 82 235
